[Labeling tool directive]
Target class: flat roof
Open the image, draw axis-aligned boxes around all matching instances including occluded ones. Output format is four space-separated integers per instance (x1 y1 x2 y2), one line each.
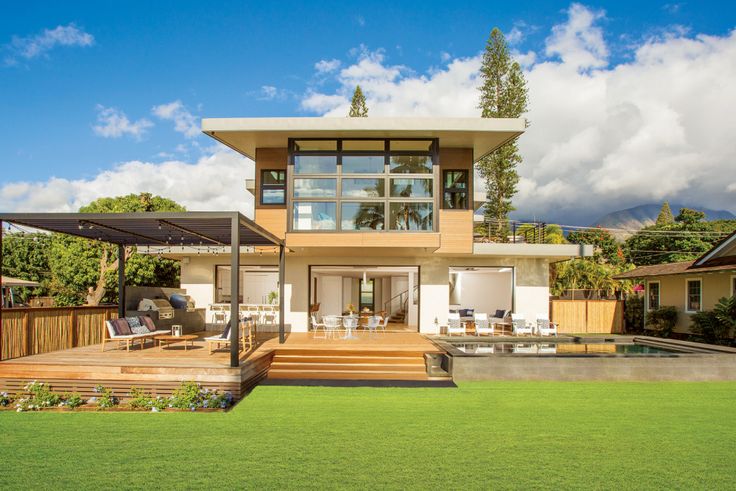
0 212 282 247
202 117 526 161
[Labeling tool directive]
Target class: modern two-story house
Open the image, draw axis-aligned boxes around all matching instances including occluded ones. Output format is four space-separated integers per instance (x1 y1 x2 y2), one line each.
176 117 591 333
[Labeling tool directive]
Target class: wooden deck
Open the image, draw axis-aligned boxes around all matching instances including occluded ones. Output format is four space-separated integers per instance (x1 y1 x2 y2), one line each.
0 331 445 397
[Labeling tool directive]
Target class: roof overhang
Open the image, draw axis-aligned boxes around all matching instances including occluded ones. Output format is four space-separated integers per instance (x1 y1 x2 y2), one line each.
0 212 283 247
473 243 595 260
202 117 526 161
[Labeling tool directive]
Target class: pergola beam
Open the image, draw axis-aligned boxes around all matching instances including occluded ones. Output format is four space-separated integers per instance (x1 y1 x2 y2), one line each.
81 219 169 246
158 219 226 246
117 244 126 319
279 244 286 344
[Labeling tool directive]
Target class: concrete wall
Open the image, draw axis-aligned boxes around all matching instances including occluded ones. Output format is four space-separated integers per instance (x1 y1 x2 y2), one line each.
647 272 736 333
181 253 550 334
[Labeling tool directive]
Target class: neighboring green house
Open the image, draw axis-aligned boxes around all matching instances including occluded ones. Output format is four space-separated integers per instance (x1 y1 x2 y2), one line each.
616 230 736 334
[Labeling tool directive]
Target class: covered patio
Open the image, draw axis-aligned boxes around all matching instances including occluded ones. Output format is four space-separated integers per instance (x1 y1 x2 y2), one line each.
0 211 286 368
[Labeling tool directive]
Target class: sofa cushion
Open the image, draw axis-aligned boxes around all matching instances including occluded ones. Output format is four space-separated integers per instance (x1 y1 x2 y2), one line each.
139 316 157 332
111 318 132 336
220 319 232 340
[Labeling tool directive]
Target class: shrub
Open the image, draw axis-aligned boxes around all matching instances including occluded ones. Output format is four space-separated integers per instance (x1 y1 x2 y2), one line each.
646 306 678 337
15 381 62 411
713 296 736 340
128 387 168 412
61 392 84 409
91 385 118 410
0 391 12 407
690 311 730 345
624 295 645 334
170 381 233 411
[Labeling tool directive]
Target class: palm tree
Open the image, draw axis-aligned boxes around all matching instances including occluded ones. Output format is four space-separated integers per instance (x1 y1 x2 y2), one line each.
390 156 431 174
393 204 431 230
352 204 384 230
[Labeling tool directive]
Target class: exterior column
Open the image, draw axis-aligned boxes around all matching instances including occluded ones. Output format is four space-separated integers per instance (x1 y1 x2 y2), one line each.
117 244 126 319
230 217 240 368
1 221 4 358
278 244 285 344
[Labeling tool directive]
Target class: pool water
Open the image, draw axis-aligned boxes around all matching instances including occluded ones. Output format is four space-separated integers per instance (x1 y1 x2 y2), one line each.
451 342 685 355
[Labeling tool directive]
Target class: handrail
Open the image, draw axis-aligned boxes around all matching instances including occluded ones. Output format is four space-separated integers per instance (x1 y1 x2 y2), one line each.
383 285 419 315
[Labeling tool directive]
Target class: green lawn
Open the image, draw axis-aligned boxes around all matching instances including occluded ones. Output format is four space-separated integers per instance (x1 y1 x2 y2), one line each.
1 382 734 489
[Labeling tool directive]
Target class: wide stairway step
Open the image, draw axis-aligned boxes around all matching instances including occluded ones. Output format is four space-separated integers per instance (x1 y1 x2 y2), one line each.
266 349 441 381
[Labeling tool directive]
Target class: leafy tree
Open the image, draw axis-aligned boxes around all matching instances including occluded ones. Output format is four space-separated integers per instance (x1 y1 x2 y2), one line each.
624 209 736 266
49 193 185 305
655 201 674 226
543 224 567 245
567 227 623 266
674 207 706 226
348 85 368 117
0 232 51 302
477 27 528 240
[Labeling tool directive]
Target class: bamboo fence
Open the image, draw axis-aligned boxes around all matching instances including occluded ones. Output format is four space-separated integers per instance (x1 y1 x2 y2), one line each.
549 300 624 334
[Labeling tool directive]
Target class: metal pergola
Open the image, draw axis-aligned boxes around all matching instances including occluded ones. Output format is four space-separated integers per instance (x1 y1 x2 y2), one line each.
0 211 286 367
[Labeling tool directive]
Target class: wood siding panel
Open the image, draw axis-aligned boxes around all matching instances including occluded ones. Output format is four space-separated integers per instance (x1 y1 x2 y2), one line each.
255 208 287 239
437 210 473 254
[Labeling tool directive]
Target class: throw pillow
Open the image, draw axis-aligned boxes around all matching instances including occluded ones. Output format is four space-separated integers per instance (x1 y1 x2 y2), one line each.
139 316 157 332
112 318 132 335
131 325 149 335
126 316 142 328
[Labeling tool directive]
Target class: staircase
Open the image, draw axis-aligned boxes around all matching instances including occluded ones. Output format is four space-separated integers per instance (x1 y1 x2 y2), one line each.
266 349 445 381
388 309 406 323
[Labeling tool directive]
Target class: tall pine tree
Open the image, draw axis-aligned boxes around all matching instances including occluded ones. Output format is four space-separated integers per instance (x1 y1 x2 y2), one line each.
655 201 674 225
348 85 368 117
477 28 528 240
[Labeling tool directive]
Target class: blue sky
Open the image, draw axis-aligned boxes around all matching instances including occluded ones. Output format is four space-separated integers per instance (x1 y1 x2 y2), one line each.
1 1 735 223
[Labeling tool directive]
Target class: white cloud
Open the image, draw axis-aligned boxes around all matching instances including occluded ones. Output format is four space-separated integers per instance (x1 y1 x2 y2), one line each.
92 105 153 140
545 3 608 70
299 4 736 224
152 100 200 138
5 23 93 65
506 26 524 45
315 58 341 73
0 146 255 217
258 85 292 101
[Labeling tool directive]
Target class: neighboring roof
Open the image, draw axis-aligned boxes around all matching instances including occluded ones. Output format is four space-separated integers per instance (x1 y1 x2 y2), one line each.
692 228 736 266
614 260 736 279
0 212 282 247
1 276 41 287
202 117 526 161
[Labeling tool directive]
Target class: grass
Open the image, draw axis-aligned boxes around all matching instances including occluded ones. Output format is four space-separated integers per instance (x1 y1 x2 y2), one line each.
1 381 735 489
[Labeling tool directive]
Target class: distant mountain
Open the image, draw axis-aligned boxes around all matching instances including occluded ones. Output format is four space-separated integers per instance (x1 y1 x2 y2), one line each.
592 203 736 233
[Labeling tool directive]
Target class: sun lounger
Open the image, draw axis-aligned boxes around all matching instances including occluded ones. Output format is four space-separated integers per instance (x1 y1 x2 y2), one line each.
101 316 171 352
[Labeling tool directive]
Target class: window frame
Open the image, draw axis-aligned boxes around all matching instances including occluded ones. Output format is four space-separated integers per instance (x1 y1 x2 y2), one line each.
260 169 286 205
442 169 469 210
685 277 702 313
646 280 660 311
287 138 438 233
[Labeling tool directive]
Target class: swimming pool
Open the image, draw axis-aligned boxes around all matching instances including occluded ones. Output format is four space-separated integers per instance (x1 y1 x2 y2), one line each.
445 340 688 356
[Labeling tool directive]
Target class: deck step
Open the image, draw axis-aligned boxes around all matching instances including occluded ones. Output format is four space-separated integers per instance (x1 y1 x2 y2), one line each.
273 355 424 365
270 362 426 372
267 369 430 381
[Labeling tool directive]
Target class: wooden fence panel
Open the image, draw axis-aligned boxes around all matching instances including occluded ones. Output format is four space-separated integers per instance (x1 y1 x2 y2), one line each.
1 306 117 361
550 301 587 333
550 300 623 334
1 310 28 360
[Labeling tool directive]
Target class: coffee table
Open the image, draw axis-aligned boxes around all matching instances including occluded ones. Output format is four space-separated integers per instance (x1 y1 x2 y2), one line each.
154 334 198 351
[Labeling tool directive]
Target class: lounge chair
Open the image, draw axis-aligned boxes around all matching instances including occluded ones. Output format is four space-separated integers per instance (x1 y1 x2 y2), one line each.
490 309 508 325
474 313 494 336
511 313 534 336
535 313 558 336
101 316 170 352
205 317 255 354
445 312 466 336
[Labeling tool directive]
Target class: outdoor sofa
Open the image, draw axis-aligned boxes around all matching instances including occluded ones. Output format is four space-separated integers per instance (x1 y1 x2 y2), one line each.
102 316 171 352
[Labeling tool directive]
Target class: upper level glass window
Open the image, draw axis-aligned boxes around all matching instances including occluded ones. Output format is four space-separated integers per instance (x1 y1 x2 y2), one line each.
389 155 432 174
342 155 385 174
343 140 385 151
390 140 433 151
389 202 433 231
390 178 433 198
293 202 337 230
261 169 285 205
294 140 337 151
443 170 468 209
294 155 337 174
342 178 385 198
341 202 385 231
293 178 337 198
